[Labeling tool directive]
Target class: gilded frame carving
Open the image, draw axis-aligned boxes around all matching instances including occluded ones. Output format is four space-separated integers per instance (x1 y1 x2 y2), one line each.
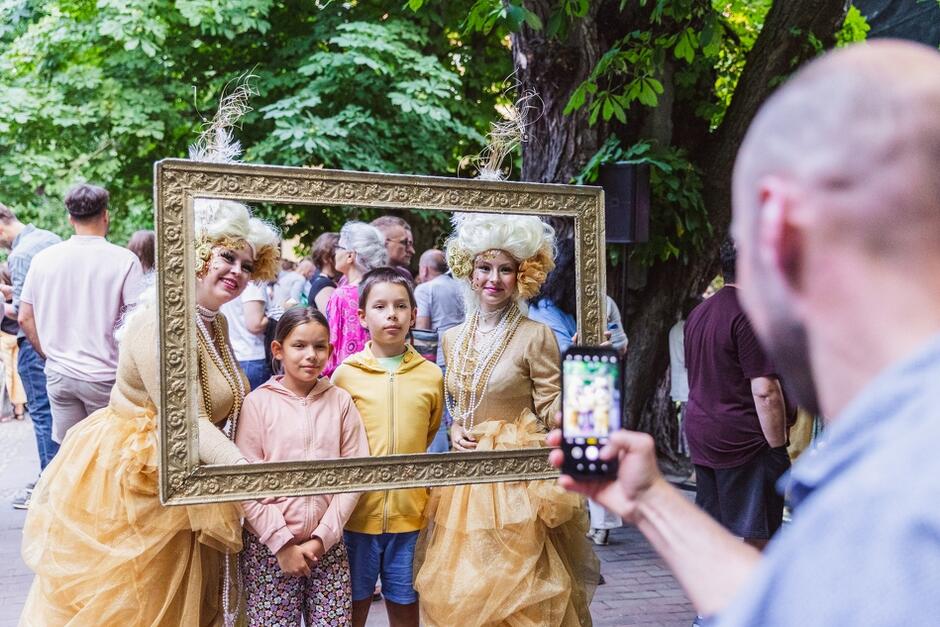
154 159 606 505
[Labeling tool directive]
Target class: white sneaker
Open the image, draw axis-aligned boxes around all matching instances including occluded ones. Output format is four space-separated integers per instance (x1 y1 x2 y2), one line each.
590 529 609 546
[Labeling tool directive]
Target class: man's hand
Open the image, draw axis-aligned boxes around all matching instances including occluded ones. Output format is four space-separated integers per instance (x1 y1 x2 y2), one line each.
451 422 477 451
276 543 313 577
549 422 763 616
570 330 613 347
0 284 11 300
547 427 667 524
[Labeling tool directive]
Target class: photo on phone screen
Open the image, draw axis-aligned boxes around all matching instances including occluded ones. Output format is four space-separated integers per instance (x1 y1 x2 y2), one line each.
561 349 622 478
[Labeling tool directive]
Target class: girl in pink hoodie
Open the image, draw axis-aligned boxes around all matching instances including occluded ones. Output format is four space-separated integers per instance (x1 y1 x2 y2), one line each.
236 307 369 626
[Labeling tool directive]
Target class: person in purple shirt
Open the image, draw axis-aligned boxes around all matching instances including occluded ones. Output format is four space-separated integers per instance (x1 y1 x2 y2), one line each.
549 40 940 626
684 240 790 550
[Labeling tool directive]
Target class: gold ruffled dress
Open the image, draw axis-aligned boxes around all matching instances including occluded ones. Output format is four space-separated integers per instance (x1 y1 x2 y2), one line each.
20 308 246 626
414 317 599 627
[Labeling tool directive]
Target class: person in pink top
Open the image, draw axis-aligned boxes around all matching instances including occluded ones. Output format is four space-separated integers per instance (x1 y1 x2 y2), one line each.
323 221 388 376
236 307 370 626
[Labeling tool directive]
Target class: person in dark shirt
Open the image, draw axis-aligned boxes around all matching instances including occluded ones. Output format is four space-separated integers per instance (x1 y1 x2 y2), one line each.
307 232 339 312
684 240 790 550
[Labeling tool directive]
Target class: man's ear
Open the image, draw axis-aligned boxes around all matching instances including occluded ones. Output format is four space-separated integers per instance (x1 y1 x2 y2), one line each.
757 177 805 295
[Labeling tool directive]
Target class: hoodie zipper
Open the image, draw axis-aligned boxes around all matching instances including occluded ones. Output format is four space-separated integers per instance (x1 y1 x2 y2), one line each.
302 394 313 539
382 370 396 533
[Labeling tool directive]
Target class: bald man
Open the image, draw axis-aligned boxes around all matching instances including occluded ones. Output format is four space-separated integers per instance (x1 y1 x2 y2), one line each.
549 40 940 625
414 249 465 364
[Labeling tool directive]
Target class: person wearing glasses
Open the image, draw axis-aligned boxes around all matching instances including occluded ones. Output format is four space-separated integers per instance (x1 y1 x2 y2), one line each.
372 215 415 284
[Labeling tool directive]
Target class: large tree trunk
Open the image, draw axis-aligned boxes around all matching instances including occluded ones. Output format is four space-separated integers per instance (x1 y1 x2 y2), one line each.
515 0 847 461
511 1 608 183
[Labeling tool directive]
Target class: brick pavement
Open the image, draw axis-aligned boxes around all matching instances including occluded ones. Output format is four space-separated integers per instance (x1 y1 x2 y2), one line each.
0 419 39 627
0 418 695 626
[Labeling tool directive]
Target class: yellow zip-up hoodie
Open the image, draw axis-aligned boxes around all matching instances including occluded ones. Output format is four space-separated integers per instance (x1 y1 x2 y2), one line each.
332 342 443 534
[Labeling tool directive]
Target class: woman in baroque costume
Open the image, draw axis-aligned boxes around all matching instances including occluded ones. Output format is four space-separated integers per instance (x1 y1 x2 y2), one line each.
19 86 282 627
413 211 599 626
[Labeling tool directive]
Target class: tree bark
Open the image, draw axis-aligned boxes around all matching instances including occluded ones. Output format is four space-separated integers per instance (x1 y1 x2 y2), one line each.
515 0 847 461
511 1 609 183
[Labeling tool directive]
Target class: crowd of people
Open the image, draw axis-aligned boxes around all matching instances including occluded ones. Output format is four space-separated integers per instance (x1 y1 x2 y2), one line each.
5 38 939 627
5 173 619 626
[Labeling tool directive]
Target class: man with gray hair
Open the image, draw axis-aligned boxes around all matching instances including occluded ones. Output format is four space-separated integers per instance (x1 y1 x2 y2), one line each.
372 215 415 282
550 40 940 625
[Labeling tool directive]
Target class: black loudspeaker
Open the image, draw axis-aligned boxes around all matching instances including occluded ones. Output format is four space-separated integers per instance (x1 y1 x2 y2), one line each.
597 162 650 244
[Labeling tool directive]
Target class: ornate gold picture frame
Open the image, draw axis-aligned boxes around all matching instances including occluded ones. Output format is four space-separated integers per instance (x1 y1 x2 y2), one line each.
154 159 606 505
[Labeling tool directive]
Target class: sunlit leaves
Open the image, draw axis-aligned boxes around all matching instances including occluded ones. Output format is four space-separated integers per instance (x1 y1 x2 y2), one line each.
836 5 870 47
0 0 501 247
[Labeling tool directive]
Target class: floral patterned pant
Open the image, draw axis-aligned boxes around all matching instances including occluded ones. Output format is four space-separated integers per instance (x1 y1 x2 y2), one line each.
240 530 353 626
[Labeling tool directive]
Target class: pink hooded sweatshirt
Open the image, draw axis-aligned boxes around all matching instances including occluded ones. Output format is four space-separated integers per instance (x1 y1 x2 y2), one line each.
237 375 370 554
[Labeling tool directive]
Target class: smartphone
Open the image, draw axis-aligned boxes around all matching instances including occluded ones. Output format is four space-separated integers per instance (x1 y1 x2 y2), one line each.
560 346 622 479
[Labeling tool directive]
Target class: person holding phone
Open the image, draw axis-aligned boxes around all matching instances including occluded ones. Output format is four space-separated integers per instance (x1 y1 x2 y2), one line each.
413 213 599 627
550 40 940 627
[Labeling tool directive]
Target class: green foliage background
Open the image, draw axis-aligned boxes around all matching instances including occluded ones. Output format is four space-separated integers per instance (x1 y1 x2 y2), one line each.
0 0 872 262
0 0 510 250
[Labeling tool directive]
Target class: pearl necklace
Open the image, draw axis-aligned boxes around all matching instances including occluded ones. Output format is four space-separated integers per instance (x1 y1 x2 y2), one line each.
196 304 219 322
445 304 523 434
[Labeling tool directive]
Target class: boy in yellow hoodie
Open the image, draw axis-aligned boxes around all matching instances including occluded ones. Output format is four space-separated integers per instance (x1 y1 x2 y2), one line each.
331 267 443 627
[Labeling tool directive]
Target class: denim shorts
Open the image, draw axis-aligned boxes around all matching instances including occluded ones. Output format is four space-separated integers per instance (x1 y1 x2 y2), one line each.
343 530 419 604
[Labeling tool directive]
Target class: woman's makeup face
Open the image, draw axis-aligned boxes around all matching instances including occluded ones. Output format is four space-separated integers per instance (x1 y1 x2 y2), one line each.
197 244 254 309
471 250 518 310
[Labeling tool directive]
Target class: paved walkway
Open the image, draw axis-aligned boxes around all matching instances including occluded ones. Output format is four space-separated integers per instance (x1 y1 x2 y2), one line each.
0 418 695 626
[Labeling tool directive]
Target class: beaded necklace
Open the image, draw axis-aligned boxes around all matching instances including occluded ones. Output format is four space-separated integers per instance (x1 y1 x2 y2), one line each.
194 312 246 439
445 304 523 433
195 309 247 627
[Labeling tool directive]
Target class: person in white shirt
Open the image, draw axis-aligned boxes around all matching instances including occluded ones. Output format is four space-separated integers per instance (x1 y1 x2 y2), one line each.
220 280 272 390
669 297 700 456
19 184 143 442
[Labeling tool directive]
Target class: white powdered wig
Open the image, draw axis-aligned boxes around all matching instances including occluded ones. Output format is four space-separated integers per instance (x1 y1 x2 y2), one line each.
338 221 388 272
449 212 554 264
194 197 280 257
446 213 555 313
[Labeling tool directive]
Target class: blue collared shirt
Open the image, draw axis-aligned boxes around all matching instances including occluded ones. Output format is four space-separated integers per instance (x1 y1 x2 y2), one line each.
7 224 61 337
528 298 577 353
716 333 940 626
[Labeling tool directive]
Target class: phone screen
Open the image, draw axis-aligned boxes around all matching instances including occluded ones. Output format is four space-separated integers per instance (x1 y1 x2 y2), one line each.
562 352 621 440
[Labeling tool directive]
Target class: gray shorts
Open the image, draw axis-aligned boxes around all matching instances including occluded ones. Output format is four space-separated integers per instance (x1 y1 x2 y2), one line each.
45 370 113 443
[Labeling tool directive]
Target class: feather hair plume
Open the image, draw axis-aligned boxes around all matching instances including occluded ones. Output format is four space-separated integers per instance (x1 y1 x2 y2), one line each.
188 73 259 233
188 73 258 163
473 89 541 181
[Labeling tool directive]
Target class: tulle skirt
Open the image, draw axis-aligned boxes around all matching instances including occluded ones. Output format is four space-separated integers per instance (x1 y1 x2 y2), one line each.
414 411 599 627
19 404 243 626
